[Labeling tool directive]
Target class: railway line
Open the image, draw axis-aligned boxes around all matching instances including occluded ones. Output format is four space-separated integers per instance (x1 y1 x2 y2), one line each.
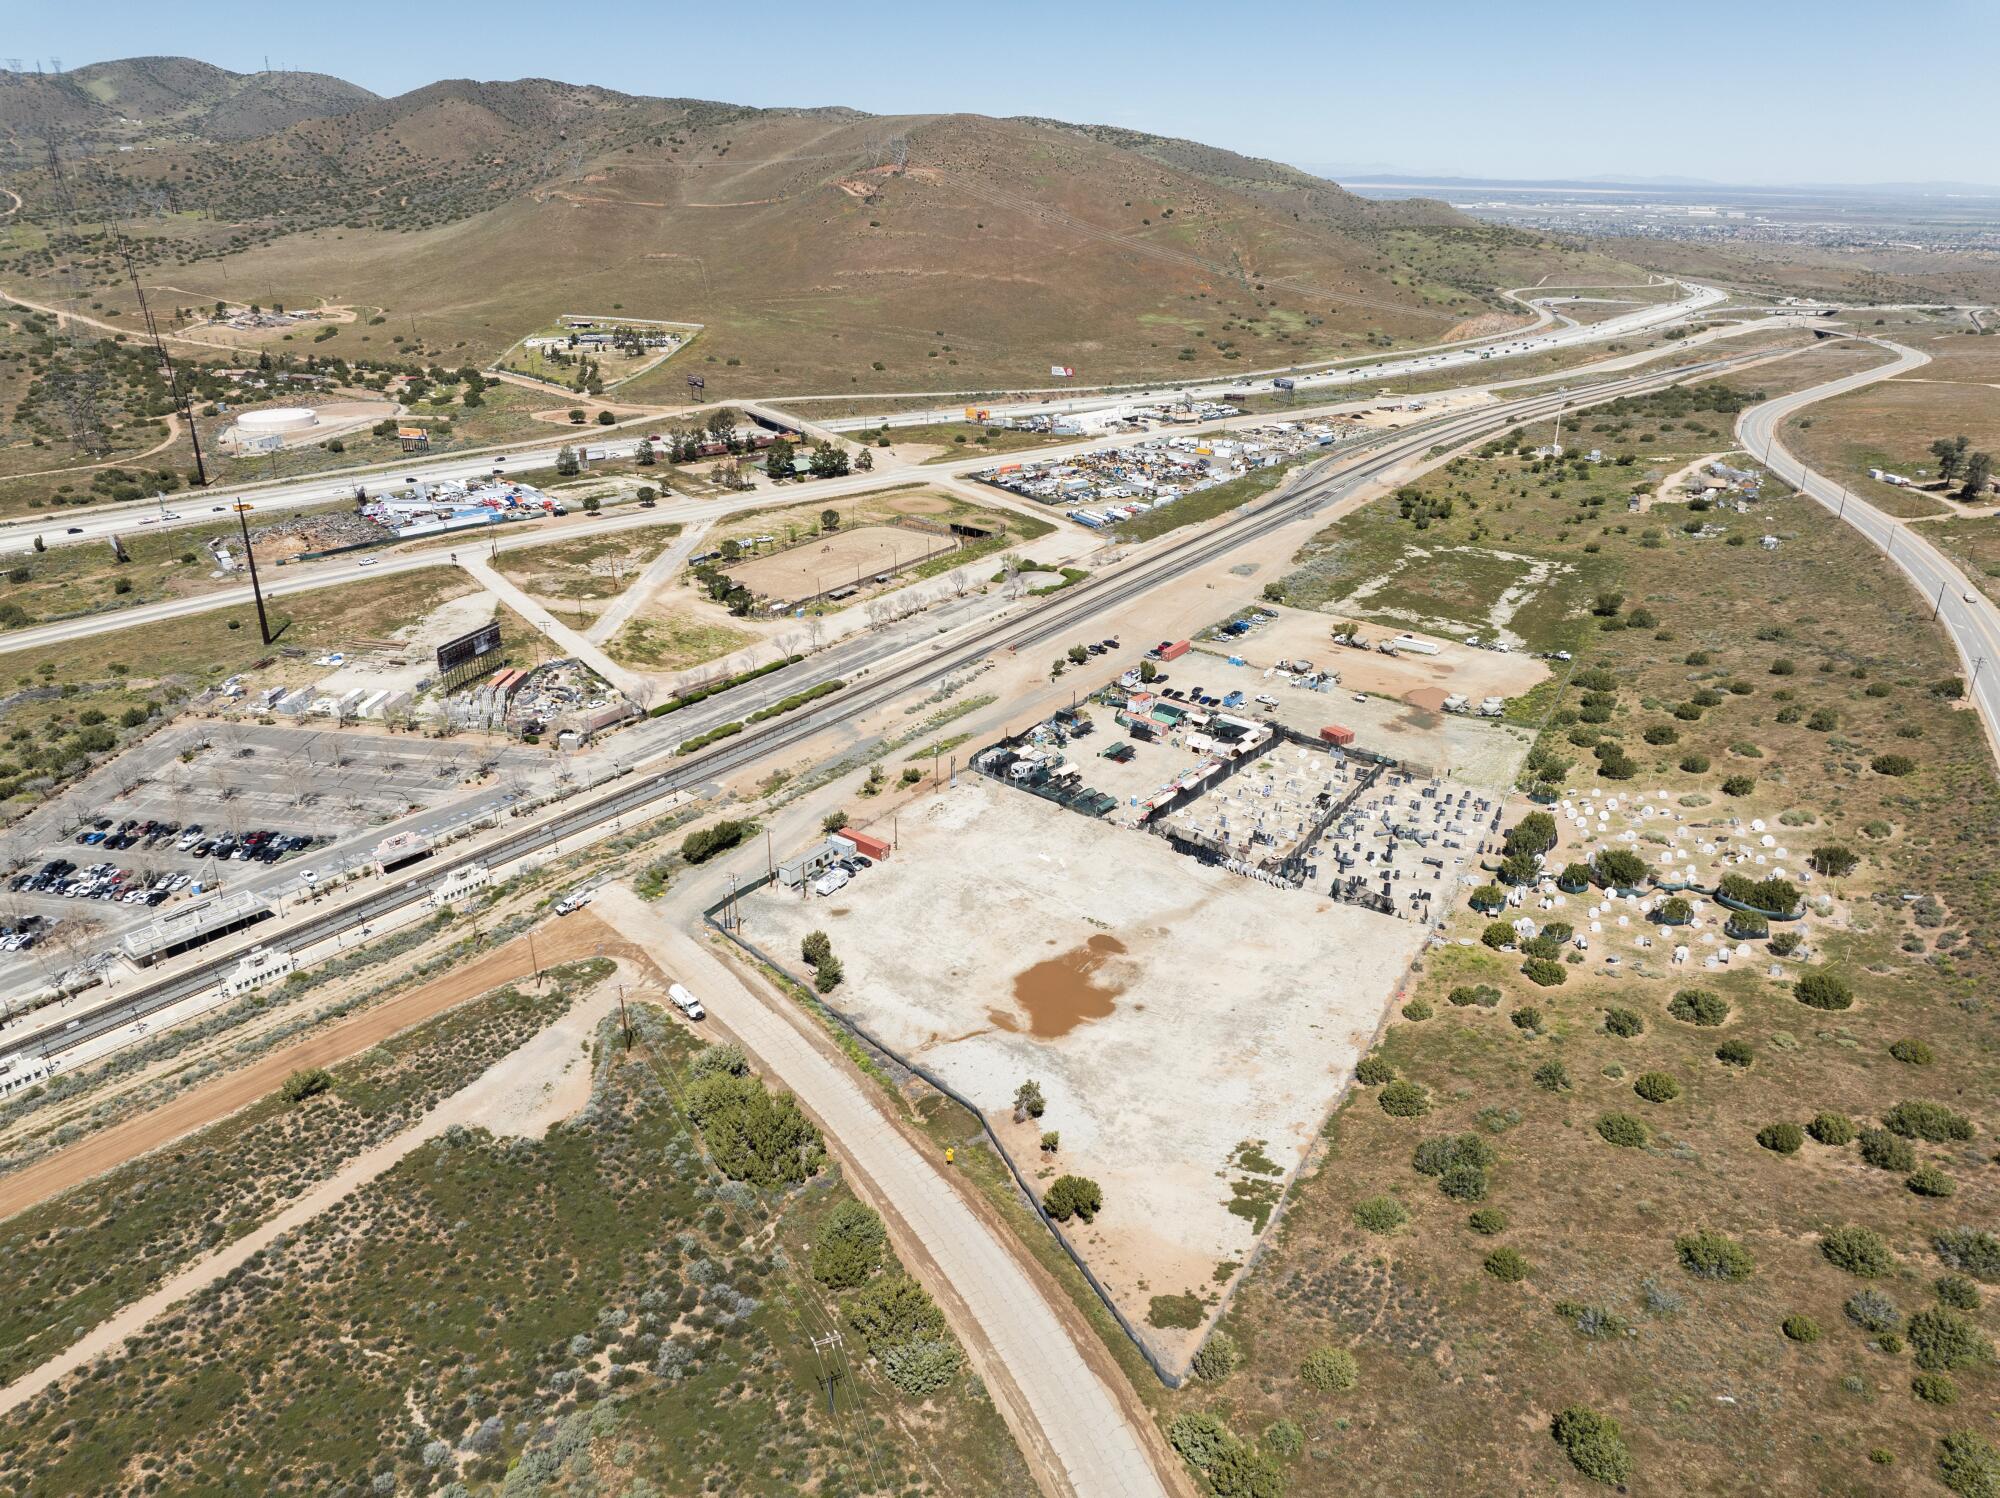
9 348 1764 1067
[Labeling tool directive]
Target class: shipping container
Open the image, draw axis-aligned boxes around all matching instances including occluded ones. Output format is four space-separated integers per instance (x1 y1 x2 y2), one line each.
839 828 891 860
1319 725 1355 747
1158 639 1191 661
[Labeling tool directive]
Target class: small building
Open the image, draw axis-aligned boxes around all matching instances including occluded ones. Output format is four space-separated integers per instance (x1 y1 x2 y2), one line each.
219 945 296 998
778 839 844 888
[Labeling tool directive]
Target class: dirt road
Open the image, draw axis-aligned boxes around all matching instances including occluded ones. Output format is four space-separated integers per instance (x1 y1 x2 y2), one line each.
0 919 617 1223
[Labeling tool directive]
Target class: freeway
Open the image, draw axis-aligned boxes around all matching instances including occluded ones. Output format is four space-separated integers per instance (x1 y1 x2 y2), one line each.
1736 337 2000 762
0 278 1722 557
3 347 1767 1070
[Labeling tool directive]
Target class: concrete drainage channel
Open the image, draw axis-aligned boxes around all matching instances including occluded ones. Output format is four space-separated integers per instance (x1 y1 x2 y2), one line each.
702 874 1188 1390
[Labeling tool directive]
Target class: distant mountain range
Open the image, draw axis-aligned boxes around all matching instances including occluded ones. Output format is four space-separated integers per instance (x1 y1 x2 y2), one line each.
1298 165 2000 198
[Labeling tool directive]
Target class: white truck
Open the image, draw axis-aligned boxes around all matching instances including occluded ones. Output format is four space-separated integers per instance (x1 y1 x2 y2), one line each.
554 888 593 916
812 866 851 897
668 983 706 1020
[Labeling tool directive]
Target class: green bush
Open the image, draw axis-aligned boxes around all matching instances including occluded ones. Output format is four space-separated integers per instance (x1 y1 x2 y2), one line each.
1657 895 1692 924
1721 774 1756 796
1936 1275 1983 1311
844 1272 948 1360
1521 958 1566 987
1483 1247 1531 1283
1450 983 1502 1008
1909 1307 1989 1372
278 1067 333 1104
1859 1129 1917 1172
1481 921 1517 950
1871 752 1916 777
1354 1055 1395 1086
1148 1293 1205 1330
1549 1406 1631 1486
681 817 758 863
1810 844 1859 877
1043 1174 1102 1223
1781 1314 1821 1343
1603 1007 1645 1038
1808 1111 1856 1146
880 1337 962 1396
1909 1165 1957 1199
1263 1418 1303 1460
1594 848 1648 887
688 1042 748 1080
1933 1228 2000 1280
1167 1411 1232 1469
1757 1122 1805 1154
1820 1226 1894 1278
1676 1230 1755 1281
1412 1134 1495 1177
1469 1207 1508 1235
1795 971 1853 1010
1715 1039 1755 1068
1633 1071 1680 1103
1378 1080 1430 1117
1533 1059 1572 1092
1352 1195 1408 1233
812 1200 887 1289
1190 1330 1240 1383
1596 1113 1648 1148
1680 752 1711 773
1937 1431 2000 1498
1913 1372 1959 1407
1299 1345 1358 1392
1667 987 1729 1026
1401 997 1433 1021
1890 1037 1935 1066
1884 1100 1974 1143
685 1073 826 1187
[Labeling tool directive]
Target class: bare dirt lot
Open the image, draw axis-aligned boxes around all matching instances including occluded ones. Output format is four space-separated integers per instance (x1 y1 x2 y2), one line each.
1197 606 1550 704
722 524 960 605
743 778 1427 1368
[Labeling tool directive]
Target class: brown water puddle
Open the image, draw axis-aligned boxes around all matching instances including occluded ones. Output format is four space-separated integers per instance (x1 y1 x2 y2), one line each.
993 933 1128 1038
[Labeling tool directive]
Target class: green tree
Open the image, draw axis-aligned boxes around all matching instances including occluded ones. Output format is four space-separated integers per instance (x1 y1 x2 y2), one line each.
1931 435 1971 484
1014 1078 1046 1120
554 444 580 477
1043 1174 1102 1222
764 436 796 480
1962 451 1994 500
820 508 841 532
812 1200 886 1289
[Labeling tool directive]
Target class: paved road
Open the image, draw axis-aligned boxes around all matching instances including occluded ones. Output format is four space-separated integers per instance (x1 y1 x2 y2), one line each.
592 888 1171 1497
1737 336 2000 760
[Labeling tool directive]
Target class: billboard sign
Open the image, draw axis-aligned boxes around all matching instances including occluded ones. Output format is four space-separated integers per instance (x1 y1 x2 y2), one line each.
1050 364 1074 378
436 622 503 675
686 374 706 389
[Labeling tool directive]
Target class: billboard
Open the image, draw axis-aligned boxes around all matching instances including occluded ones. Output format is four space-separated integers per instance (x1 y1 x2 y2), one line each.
437 622 503 675
686 373 706 389
1050 365 1074 378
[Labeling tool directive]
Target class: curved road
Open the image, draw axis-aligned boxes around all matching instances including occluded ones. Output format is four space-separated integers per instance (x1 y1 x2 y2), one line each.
1736 338 2000 761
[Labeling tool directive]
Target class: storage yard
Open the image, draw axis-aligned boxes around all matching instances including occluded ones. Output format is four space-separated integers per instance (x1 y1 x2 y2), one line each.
716 523 965 609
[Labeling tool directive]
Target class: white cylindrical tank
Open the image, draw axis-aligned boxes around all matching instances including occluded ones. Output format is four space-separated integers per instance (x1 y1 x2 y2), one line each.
237 406 319 434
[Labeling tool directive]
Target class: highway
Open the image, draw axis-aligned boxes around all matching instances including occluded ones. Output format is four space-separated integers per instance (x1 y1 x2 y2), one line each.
1736 337 2000 760
0 278 1723 557
4 348 1768 1068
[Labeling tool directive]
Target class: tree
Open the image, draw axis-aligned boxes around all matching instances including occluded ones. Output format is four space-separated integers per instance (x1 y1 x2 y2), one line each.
812 1200 886 1289
595 409 616 426
845 1272 947 1357
764 437 796 481
555 444 580 477
1931 435 1971 485
1043 1174 1102 1222
280 1067 333 1103
1013 1078 1046 1120
809 441 849 478
820 508 842 532
1962 451 1994 500
636 439 655 467
1595 847 1648 888
568 408 587 424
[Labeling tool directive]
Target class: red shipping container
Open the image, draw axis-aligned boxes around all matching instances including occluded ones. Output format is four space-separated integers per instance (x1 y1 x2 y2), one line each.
1159 639 1191 661
839 827 891 860
1320 725 1355 746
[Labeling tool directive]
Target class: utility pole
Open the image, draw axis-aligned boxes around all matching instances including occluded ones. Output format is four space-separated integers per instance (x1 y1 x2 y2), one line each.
1933 580 1948 621
233 503 274 644
1968 656 1986 703
808 1332 845 1415
117 234 207 484
615 980 631 1049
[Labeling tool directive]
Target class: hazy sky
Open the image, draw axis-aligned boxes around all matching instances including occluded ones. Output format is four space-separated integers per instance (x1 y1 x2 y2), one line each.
19 0 1994 185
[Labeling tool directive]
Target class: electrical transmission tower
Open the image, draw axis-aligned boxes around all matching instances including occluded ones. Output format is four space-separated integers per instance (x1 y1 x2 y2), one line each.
115 231 208 484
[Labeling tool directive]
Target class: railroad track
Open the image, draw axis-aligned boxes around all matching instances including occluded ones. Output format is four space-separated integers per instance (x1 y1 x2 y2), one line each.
13 350 1759 1065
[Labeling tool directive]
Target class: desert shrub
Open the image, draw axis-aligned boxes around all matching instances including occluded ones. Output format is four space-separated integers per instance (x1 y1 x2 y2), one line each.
1549 1406 1631 1486
1299 1345 1359 1392
1469 1207 1508 1235
1149 1294 1205 1330
1933 1228 2000 1280
279 1067 333 1104
1402 997 1433 1021
801 930 833 967
1633 1071 1680 1103
1859 1129 1917 1171
812 1201 887 1289
1808 1112 1856 1146
1596 1113 1648 1148
1810 844 1859 877
1043 1174 1102 1223
1603 1007 1645 1038
1378 1080 1430 1117
685 1073 826 1187
1413 1134 1496 1177
1768 930 1802 956
882 1339 962 1396
1937 1432 2000 1498
1533 1059 1572 1092
1795 971 1853 1010
1913 1372 1959 1406
1481 921 1517 950
688 1042 749 1080
1715 1040 1754 1068
1167 1412 1232 1469
1354 1055 1395 1086
1521 958 1566 987
1820 1226 1894 1278
1450 983 1503 1008
1668 988 1729 1026
1871 752 1916 777
1936 1276 1983 1311
1909 1165 1957 1198
1890 1037 1935 1066
680 817 757 863
1263 1418 1304 1460
1781 1314 1820 1343
1884 1100 1973 1143
1676 1230 1755 1281
1721 774 1755 796
1511 1006 1547 1034
1440 1164 1489 1202
1681 752 1711 773
1353 1195 1408 1233
1483 1247 1531 1283
845 1273 948 1360
1190 1330 1240 1383
1644 723 1679 745
1845 1289 1901 1333
1909 1307 1989 1371
1595 848 1648 887
1757 1122 1805 1154
1657 896 1692 924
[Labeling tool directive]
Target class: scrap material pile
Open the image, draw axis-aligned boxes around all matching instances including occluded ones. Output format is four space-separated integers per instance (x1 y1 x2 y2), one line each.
1315 774 1497 918
975 420 1359 526
360 479 557 540
1159 743 1351 878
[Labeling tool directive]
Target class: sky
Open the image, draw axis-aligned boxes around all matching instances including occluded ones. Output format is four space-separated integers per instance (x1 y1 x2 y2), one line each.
16 0 1997 186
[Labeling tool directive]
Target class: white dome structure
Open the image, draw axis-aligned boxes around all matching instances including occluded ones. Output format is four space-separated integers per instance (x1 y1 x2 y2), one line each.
237 406 319 434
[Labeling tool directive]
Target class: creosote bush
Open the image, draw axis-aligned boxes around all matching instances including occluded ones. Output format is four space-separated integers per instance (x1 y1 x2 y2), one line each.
1668 988 1729 1026
1549 1406 1631 1486
1633 1071 1680 1103
1781 1314 1820 1343
1378 1080 1430 1117
1820 1226 1894 1278
1757 1122 1804 1155
1596 1112 1648 1148
1483 1247 1531 1283
1299 1345 1358 1393
1353 1195 1408 1233
1808 1111 1856 1146
1676 1230 1755 1282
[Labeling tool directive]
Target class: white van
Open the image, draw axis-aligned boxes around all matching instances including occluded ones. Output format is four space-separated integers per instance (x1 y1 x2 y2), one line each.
668 983 705 1020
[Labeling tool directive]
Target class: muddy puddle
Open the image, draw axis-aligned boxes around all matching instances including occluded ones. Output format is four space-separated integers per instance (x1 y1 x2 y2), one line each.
994 933 1128 1038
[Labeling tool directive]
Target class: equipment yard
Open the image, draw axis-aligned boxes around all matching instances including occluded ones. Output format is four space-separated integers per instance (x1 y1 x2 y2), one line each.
743 778 1429 1366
